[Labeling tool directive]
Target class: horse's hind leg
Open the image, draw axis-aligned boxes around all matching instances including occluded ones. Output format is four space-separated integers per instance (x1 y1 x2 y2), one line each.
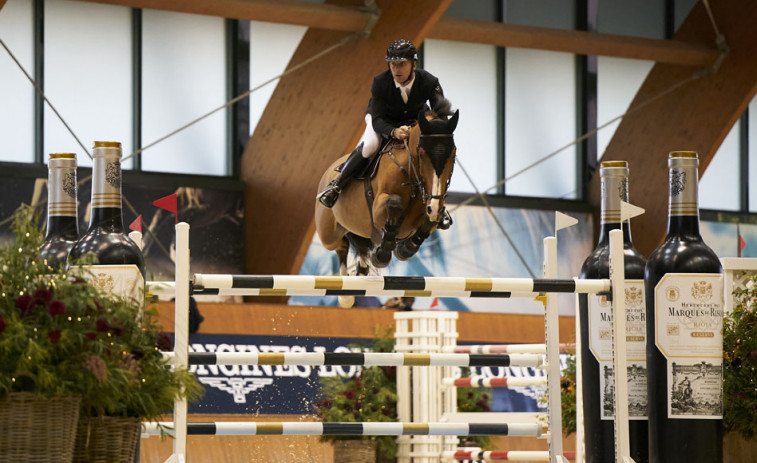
371 194 403 268
346 233 372 276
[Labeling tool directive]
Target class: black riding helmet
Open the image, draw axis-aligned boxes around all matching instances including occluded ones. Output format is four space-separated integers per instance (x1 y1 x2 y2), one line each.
386 39 418 62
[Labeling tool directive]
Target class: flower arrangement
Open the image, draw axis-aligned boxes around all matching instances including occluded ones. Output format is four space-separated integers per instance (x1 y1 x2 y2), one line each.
0 205 202 422
314 329 492 461
558 350 578 436
723 274 757 440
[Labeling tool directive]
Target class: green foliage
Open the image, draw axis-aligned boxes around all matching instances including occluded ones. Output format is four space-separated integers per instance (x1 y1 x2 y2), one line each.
314 329 492 461
559 350 577 436
724 274 757 440
0 204 202 422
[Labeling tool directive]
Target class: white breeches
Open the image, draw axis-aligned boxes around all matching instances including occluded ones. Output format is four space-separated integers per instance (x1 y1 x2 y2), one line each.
357 113 381 159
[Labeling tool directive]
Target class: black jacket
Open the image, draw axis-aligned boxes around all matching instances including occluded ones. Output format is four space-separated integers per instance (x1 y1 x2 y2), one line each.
368 68 445 138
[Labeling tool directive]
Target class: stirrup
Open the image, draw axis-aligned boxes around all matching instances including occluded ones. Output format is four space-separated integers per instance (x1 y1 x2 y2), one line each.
318 183 342 208
437 210 453 230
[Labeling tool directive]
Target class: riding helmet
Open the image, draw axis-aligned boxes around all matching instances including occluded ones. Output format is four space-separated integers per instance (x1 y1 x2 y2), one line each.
386 39 418 62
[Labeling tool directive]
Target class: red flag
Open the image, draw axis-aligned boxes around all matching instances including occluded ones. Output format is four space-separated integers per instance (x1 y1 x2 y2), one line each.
429 297 439 310
153 193 178 224
129 215 142 233
739 234 746 257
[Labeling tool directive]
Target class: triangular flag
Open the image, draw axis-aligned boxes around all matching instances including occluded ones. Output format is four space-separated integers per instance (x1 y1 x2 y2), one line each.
153 193 178 224
555 211 578 232
429 297 439 310
129 215 142 233
620 201 645 222
739 234 746 257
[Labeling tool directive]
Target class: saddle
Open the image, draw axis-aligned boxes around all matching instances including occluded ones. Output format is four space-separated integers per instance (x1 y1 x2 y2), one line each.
333 138 403 180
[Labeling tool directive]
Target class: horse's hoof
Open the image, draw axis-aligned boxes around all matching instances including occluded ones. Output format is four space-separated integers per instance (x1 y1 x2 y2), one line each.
338 295 355 308
371 250 391 268
393 247 414 261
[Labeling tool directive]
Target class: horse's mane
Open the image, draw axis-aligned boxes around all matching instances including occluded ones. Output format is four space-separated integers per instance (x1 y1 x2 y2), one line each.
431 98 454 118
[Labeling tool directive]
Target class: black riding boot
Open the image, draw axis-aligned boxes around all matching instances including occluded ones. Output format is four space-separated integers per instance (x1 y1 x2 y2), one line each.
318 143 371 208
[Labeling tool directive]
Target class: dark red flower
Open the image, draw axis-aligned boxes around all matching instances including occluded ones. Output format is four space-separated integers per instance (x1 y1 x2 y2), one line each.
48 300 65 317
111 322 124 337
156 332 173 352
16 295 34 316
72 278 86 284
85 333 97 341
96 319 110 332
94 301 105 313
342 390 355 400
0 317 5 334
34 288 52 303
48 330 61 344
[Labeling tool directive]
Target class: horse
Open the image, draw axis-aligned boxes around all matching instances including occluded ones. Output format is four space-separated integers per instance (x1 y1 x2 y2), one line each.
315 102 459 306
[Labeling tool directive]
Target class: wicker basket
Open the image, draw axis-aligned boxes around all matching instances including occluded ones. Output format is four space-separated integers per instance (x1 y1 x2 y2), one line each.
0 392 81 463
73 416 141 463
333 439 376 463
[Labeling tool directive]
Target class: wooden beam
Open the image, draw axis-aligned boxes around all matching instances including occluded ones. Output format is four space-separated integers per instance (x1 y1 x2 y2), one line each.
428 17 719 67
591 1 757 256
74 0 370 31
76 0 718 66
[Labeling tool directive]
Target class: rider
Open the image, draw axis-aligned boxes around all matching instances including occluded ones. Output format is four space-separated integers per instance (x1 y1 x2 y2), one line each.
318 39 447 208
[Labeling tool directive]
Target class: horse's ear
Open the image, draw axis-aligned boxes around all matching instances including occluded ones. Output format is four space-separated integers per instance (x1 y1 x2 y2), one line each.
448 109 459 132
418 109 430 132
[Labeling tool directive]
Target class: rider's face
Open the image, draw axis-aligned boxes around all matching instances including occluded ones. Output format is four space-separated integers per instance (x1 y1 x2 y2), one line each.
390 60 414 85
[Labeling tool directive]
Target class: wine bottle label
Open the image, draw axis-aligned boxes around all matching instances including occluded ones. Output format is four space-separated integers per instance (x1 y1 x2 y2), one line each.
48 161 77 217
599 360 648 420
589 280 648 420
81 264 145 306
654 273 723 419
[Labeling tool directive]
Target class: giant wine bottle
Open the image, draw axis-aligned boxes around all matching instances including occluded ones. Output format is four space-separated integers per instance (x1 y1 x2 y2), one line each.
579 160 648 463
68 141 145 302
645 151 723 462
40 153 80 270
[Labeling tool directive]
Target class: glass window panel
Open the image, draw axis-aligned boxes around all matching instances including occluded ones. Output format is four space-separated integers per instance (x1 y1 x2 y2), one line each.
142 10 226 176
249 21 307 134
749 96 757 212
424 39 497 194
0 0 35 163
700 120 740 211
598 0 665 38
505 48 576 198
597 57 653 159
445 0 498 21
44 0 132 168
506 0 575 29
674 0 699 32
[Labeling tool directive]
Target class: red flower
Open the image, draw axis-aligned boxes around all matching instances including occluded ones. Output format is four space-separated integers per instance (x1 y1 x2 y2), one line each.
16 295 34 316
111 322 124 337
156 332 173 352
34 288 52 303
96 318 110 332
342 390 355 400
48 300 65 317
48 330 61 344
85 333 97 341
0 317 5 334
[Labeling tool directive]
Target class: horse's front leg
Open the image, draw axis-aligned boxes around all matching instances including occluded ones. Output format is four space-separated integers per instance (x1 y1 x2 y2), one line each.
371 194 404 268
394 218 436 261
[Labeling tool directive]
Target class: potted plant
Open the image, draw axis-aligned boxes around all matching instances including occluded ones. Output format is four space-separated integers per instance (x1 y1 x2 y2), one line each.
723 273 757 459
314 329 492 462
0 205 202 463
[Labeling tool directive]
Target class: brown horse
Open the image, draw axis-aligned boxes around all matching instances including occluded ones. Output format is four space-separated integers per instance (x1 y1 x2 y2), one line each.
315 102 459 296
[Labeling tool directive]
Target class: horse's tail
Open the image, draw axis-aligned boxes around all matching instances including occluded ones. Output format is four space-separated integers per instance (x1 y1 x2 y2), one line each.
345 232 373 276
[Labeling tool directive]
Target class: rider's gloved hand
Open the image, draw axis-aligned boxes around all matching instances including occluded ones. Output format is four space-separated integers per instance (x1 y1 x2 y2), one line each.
391 126 410 140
